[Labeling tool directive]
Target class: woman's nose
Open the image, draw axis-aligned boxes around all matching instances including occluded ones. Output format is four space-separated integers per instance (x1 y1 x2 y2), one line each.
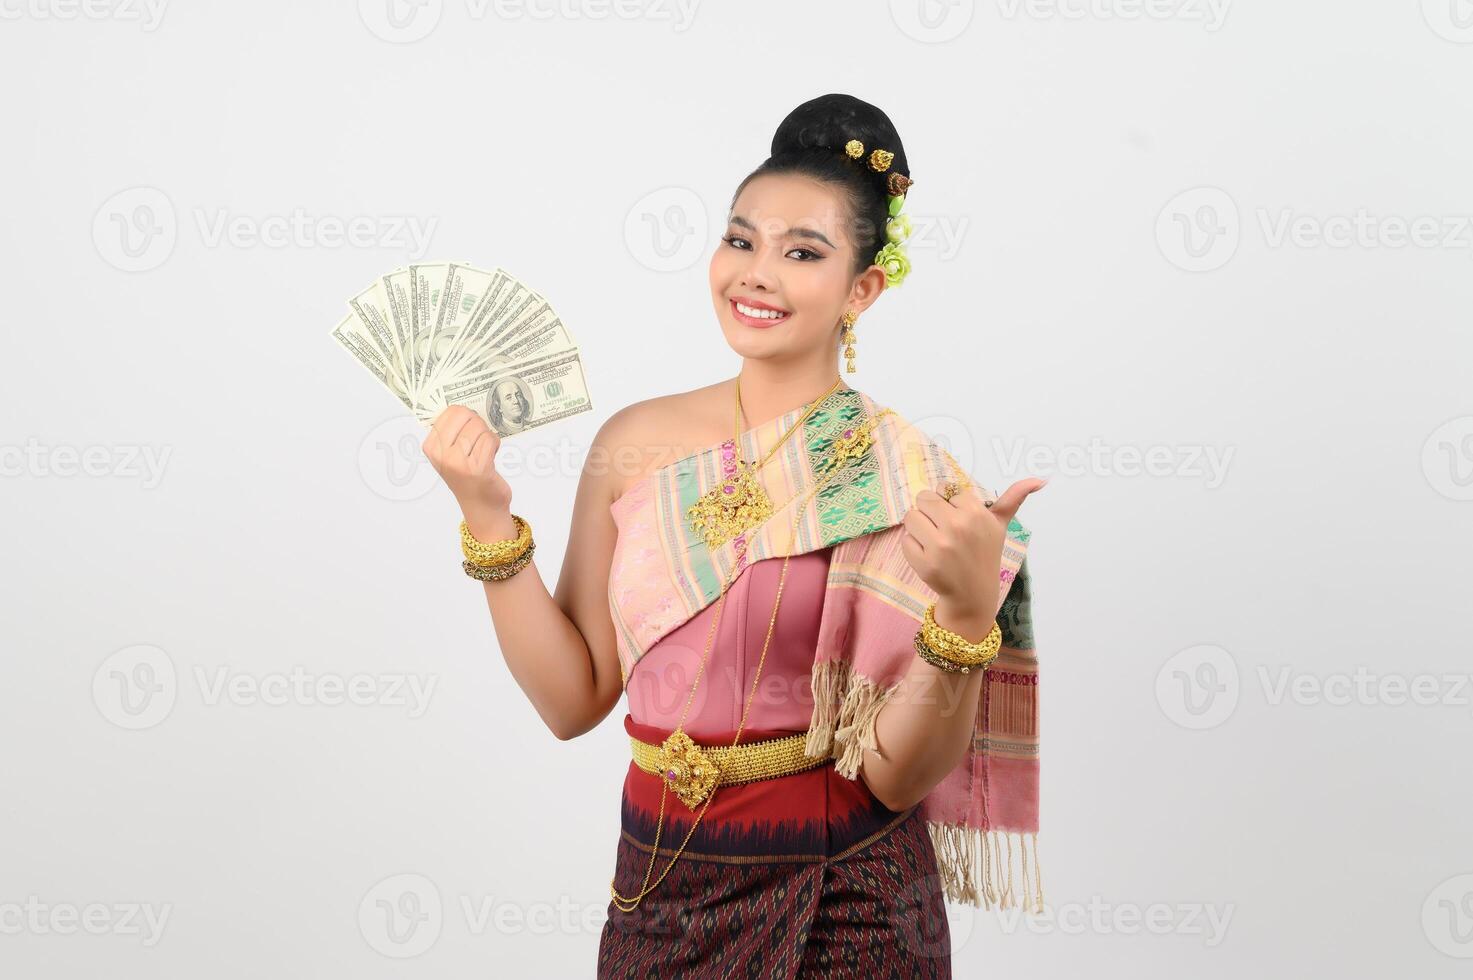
740 250 778 291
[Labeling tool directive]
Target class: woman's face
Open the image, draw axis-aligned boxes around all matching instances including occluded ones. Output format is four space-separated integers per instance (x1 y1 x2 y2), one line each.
709 173 884 365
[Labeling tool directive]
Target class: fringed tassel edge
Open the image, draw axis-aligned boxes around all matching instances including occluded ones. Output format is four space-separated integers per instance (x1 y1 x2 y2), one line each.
804 658 900 779
805 661 1044 915
926 823 1045 914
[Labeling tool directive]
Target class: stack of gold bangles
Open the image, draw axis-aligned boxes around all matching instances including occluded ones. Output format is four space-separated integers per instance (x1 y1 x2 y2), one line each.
913 602 1003 674
460 514 535 582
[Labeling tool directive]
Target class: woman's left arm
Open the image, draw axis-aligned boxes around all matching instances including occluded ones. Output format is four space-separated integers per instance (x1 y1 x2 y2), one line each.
858 477 1046 812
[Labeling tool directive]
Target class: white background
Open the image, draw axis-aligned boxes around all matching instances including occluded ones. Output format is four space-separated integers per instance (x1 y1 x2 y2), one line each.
3 1 1471 976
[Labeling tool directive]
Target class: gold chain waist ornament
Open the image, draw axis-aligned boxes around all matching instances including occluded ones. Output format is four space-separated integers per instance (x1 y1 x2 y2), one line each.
685 376 843 551
631 731 829 807
610 402 894 914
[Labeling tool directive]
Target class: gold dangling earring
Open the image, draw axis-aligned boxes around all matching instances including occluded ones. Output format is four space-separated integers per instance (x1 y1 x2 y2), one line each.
840 311 858 373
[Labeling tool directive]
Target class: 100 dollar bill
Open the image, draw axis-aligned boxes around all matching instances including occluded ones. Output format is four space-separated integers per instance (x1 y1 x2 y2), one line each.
332 313 412 409
427 348 592 436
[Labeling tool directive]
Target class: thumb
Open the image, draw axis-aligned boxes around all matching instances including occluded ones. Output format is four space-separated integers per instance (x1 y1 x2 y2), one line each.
988 476 1048 523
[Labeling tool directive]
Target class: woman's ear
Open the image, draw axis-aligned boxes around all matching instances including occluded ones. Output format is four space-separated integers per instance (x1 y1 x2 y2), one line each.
849 264 888 315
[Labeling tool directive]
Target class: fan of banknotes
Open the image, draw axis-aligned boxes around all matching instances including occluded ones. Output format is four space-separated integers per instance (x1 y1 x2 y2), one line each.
330 262 593 435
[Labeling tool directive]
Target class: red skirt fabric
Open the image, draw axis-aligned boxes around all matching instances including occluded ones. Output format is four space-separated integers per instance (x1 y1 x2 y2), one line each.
597 714 954 978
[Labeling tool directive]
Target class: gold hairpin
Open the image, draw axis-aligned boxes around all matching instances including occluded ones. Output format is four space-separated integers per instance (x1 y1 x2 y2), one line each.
841 138 908 191
841 140 893 173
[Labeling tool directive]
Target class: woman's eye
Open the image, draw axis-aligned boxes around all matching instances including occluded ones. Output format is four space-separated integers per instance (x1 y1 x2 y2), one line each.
721 236 821 262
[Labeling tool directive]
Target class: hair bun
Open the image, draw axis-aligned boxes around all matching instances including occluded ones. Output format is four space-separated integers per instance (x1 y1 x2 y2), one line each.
770 93 910 184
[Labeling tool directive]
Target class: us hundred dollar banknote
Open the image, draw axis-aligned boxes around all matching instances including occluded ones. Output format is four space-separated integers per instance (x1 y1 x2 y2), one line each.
333 263 592 436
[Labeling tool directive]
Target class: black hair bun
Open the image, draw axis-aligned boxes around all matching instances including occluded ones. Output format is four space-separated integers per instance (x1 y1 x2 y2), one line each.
770 93 910 182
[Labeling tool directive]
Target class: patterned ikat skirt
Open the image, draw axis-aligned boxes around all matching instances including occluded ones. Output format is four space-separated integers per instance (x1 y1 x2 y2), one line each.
597 716 954 978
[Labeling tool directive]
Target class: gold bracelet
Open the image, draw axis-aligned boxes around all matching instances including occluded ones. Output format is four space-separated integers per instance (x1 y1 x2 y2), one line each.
460 514 532 567
914 633 985 673
917 603 1002 669
462 539 536 582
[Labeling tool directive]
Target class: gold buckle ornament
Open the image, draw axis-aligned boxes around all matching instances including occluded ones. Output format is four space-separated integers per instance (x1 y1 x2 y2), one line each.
653 731 721 809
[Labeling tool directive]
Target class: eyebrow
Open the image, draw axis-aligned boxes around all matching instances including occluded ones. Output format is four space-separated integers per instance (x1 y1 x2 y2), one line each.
729 214 835 249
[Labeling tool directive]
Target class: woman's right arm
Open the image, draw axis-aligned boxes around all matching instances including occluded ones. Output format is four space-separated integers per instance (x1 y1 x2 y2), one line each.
421 403 641 741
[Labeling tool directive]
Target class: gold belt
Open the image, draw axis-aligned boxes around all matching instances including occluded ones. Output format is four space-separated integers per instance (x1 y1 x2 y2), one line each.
630 729 831 809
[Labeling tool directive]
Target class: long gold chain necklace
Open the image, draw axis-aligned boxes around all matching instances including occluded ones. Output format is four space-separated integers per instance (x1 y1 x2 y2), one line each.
610 402 894 913
685 375 844 551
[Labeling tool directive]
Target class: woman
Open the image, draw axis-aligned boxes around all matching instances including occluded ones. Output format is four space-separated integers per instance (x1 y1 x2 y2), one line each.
423 93 1044 977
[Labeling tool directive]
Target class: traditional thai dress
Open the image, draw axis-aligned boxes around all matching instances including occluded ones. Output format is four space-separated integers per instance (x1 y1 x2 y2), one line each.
596 387 1039 978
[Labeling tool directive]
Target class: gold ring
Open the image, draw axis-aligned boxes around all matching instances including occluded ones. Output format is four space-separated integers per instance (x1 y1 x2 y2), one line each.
940 481 960 502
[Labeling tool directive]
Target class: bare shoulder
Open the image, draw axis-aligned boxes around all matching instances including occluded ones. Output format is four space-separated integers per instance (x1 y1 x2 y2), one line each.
594 380 732 501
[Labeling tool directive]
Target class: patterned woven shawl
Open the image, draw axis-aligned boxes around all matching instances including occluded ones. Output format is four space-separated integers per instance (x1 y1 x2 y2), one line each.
607 386 1040 911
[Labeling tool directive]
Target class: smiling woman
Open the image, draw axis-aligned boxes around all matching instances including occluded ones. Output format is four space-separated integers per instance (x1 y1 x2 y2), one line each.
708 96 914 381
420 92 1044 979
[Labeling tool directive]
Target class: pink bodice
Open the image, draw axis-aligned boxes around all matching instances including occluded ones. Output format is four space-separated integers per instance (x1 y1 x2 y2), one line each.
623 548 833 740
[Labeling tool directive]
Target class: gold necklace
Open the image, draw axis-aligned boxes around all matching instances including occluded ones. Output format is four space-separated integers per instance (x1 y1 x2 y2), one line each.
610 405 893 913
685 376 844 551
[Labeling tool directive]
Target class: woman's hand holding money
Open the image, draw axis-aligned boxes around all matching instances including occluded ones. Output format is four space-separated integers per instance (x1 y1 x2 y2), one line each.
422 404 518 540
